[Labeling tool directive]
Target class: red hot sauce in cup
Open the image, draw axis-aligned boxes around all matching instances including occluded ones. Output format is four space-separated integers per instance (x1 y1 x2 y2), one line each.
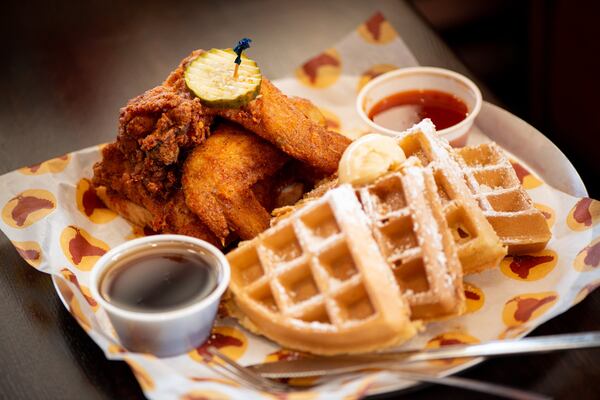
368 89 468 132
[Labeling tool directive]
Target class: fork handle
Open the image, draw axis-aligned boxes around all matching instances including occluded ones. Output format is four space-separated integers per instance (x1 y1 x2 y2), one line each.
382 331 600 363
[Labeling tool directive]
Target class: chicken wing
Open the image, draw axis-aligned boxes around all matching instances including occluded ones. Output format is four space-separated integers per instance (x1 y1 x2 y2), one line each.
182 123 288 243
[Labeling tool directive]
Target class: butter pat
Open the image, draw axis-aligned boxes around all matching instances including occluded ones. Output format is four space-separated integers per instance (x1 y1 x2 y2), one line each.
338 133 406 185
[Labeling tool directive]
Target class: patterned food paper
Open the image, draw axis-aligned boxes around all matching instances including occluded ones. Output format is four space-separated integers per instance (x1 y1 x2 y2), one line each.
1 11 600 399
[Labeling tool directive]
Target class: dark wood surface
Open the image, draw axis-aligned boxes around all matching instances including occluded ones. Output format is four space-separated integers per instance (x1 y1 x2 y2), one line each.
1 1 598 399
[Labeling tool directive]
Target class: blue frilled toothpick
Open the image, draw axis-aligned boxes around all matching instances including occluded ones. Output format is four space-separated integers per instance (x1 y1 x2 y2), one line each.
233 38 252 79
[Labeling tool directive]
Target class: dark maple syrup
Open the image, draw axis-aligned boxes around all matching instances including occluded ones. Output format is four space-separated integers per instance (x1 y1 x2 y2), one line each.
100 242 217 313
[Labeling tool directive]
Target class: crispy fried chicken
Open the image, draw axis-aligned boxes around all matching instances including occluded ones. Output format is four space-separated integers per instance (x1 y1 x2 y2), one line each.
93 49 349 247
116 51 213 198
183 123 288 242
93 142 221 245
215 79 350 174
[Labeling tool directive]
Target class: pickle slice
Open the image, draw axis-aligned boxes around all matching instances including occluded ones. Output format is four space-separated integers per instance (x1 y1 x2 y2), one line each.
185 48 262 108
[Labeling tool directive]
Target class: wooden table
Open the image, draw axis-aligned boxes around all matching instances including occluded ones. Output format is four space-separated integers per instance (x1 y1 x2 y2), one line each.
1 1 598 398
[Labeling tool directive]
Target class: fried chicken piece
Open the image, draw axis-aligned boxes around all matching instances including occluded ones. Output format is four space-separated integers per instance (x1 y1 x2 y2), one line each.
215 79 350 174
93 143 220 246
96 186 219 245
115 50 213 199
182 123 289 243
152 49 348 173
93 50 218 239
93 48 343 246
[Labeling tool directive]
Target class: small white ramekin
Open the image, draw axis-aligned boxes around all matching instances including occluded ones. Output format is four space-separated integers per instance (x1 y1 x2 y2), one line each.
90 235 230 357
356 67 482 146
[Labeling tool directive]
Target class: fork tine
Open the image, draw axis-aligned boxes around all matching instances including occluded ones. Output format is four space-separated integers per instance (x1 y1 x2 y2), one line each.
205 349 267 390
207 347 276 389
207 359 239 381
208 352 273 391
206 347 290 393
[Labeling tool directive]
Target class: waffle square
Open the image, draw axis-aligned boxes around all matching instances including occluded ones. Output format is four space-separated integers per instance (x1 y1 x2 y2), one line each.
227 185 418 355
455 142 551 254
357 161 465 320
394 121 507 273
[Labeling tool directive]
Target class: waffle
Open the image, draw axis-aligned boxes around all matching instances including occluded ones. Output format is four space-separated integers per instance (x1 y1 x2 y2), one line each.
394 121 507 273
455 143 551 254
357 160 465 321
227 185 418 355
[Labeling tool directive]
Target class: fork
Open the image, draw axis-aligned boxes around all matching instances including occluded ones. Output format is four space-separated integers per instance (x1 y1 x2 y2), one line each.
206 346 291 393
205 346 550 399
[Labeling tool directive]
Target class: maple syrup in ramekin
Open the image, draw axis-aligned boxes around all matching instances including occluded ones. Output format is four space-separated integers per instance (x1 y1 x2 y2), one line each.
99 242 218 313
368 89 468 132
